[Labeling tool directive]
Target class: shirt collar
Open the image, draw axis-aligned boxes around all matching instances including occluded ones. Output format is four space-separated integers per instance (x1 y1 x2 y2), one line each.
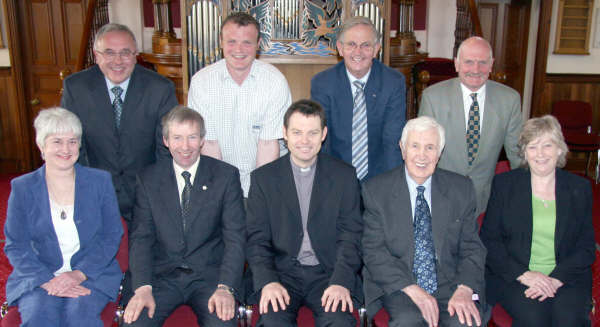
346 68 371 86
460 82 486 100
172 157 201 184
105 76 131 96
220 59 257 83
404 165 432 190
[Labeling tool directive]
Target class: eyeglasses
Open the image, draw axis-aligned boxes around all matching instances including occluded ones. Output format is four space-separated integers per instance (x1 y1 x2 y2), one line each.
342 41 375 51
96 49 137 61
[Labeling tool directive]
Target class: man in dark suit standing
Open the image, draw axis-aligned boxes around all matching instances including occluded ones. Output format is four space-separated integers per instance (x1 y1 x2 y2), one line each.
246 100 363 326
362 116 486 327
122 106 245 326
60 23 178 223
311 16 405 181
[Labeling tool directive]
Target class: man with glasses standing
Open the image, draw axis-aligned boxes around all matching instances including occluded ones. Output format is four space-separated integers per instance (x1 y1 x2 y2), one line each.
311 17 406 181
61 23 178 225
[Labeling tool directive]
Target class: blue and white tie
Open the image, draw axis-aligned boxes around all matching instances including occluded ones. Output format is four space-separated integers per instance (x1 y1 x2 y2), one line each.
352 80 368 180
413 185 437 294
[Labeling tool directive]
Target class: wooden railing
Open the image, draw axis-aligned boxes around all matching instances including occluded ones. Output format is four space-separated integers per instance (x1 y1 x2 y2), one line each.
76 0 109 72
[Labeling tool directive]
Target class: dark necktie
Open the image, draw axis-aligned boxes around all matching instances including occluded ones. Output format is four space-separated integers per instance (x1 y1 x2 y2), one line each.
181 171 192 231
352 80 368 180
111 86 124 129
413 185 437 294
466 93 480 165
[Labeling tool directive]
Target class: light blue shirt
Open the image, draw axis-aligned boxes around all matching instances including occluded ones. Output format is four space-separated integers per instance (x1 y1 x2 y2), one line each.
105 77 131 103
405 166 432 222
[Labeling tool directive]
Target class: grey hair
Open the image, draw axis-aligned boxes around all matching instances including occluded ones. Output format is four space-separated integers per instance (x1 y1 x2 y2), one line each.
456 36 493 62
338 16 381 45
93 23 138 52
400 116 446 156
518 115 568 168
34 107 82 148
161 105 206 139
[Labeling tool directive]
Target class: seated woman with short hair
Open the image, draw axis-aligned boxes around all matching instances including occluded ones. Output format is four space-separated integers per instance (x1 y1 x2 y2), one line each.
480 115 595 327
4 107 123 326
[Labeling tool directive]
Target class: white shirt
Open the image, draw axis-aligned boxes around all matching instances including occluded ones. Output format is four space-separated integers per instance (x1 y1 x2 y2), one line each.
105 77 131 103
346 69 371 96
460 83 486 132
173 157 200 202
187 59 292 196
404 166 433 222
49 199 80 276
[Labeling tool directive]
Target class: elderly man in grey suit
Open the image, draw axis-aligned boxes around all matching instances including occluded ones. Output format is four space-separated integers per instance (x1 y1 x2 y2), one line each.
362 116 486 327
419 36 522 216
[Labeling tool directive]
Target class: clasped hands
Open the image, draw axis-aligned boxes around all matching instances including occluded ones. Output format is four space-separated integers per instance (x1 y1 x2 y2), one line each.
259 282 353 314
402 284 481 327
40 270 89 298
123 284 236 324
517 271 563 302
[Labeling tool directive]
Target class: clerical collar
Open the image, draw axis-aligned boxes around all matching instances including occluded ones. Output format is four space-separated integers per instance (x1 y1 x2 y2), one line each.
290 157 317 174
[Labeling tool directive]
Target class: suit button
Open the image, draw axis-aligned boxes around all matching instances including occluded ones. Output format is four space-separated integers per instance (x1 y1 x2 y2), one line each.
119 171 124 176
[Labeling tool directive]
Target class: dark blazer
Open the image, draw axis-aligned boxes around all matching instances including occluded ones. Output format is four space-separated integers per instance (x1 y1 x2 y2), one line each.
480 168 595 305
128 157 246 293
361 165 486 313
60 64 179 221
246 153 363 297
4 164 123 305
311 60 406 179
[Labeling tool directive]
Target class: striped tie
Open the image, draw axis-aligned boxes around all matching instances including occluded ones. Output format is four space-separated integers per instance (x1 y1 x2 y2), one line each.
466 93 480 165
111 86 124 129
352 80 368 180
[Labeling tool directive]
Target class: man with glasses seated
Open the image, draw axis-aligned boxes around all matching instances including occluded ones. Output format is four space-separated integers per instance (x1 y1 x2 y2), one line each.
310 16 406 181
61 23 178 226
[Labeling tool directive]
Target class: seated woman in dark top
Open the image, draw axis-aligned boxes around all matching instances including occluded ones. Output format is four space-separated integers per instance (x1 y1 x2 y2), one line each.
4 107 123 326
480 115 595 327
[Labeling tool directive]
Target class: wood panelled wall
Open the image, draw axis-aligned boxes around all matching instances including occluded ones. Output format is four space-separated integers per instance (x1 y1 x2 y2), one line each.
533 74 600 128
0 68 31 173
532 73 600 172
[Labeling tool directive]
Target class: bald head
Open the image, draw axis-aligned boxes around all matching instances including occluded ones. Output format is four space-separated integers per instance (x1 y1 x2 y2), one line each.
454 37 494 92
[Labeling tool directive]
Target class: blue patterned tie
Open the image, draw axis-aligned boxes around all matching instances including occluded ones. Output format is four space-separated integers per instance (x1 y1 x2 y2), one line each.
413 185 437 294
466 93 480 165
111 86 124 129
352 80 368 180
181 171 192 231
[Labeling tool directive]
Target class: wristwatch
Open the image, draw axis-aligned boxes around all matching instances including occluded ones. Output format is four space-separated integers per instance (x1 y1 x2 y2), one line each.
217 284 235 295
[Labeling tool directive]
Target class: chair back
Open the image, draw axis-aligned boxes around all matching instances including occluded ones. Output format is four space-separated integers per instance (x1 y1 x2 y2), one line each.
552 100 593 134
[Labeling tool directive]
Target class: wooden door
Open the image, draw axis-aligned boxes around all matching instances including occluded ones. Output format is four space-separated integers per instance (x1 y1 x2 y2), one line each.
478 0 531 98
16 0 88 167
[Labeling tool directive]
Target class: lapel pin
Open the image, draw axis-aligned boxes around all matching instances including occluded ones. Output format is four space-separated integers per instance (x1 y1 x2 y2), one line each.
202 185 207 191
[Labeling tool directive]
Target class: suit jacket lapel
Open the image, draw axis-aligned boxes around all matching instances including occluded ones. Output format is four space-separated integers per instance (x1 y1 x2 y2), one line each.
393 167 416 262
307 155 331 227
160 161 185 234
430 172 452 259
449 79 470 168
276 155 303 229
478 81 499 166
33 166 64 265
89 67 119 135
336 63 355 143
120 65 144 131
554 169 570 248
185 158 215 232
